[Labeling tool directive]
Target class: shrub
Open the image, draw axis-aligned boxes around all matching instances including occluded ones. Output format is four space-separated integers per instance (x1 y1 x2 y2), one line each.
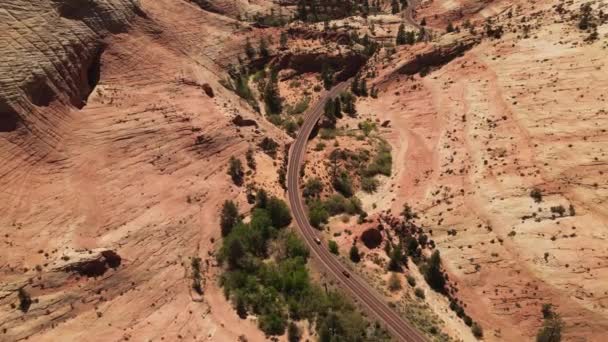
332 170 354 197
228 157 244 186
328 240 339 255
536 315 563 342
221 200 240 236
349 245 361 263
361 177 379 193
364 142 392 177
423 250 446 292
406 275 416 287
267 196 292 228
18 288 32 313
414 288 425 299
530 188 543 203
192 257 203 294
246 148 256 170
309 201 329 228
472 322 483 339
303 178 323 199
388 273 402 292
259 137 279 158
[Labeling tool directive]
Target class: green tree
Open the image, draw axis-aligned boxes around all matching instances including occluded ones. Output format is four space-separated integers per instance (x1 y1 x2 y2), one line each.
396 23 407 45
447 22 455 33
228 157 244 186
246 148 256 170
221 200 240 236
333 97 342 118
321 63 334 90
264 71 283 115
303 177 324 198
388 243 405 271
332 170 354 197
536 315 563 342
323 99 336 125
309 201 329 228
349 245 361 263
267 196 292 228
328 240 339 255
424 250 446 292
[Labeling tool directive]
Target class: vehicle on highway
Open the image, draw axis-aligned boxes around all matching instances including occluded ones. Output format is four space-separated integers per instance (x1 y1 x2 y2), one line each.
342 270 350 278
314 237 321 245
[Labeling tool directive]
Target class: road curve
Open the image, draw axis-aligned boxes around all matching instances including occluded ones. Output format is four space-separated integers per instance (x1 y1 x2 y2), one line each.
286 81 427 342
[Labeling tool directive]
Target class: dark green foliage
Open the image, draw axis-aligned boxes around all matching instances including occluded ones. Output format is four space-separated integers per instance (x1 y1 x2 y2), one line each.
323 98 336 125
256 188 269 209
333 97 342 118
221 200 240 237
341 92 357 117
396 23 407 45
309 200 330 228
388 243 405 271
537 315 563 342
402 203 417 221
361 176 379 193
332 170 354 197
447 22 455 33
267 196 292 228
406 274 416 287
472 322 483 338
321 63 334 90
531 188 543 203
228 157 245 186
328 240 339 254
259 137 279 158
264 70 283 115
303 177 324 199
423 250 446 292
363 141 392 177
414 287 425 299
246 148 256 170
219 198 383 339
18 288 32 313
192 257 203 294
349 245 361 263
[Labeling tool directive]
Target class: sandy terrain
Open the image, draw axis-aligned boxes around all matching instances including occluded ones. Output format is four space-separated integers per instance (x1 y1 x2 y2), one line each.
0 0 288 341
357 0 608 340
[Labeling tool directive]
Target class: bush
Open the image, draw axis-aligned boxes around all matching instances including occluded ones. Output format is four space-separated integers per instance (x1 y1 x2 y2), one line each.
423 250 446 292
530 188 543 203
364 142 392 177
228 157 245 186
471 322 483 339
18 288 32 313
349 245 361 263
259 137 279 158
328 240 339 255
303 178 323 198
361 177 379 193
246 148 256 170
388 273 402 292
267 196 292 228
221 200 240 236
406 275 416 287
536 315 563 342
309 201 329 228
333 170 354 197
414 288 425 299
192 257 203 294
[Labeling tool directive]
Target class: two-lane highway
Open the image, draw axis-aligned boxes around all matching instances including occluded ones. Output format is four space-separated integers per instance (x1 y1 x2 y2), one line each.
286 81 427 341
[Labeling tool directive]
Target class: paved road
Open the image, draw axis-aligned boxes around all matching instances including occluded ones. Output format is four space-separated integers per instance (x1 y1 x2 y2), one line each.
286 81 427 342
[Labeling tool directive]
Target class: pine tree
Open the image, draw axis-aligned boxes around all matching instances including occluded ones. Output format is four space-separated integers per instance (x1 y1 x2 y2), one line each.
333 97 342 118
396 23 407 45
321 63 333 90
360 78 368 97
446 22 455 33
350 245 361 263
220 200 240 236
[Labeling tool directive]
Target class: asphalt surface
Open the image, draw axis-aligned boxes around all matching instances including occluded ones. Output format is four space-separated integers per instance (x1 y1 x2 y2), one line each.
286 81 427 342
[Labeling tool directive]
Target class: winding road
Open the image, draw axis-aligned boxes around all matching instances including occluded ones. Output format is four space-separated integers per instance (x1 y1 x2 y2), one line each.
287 80 427 341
